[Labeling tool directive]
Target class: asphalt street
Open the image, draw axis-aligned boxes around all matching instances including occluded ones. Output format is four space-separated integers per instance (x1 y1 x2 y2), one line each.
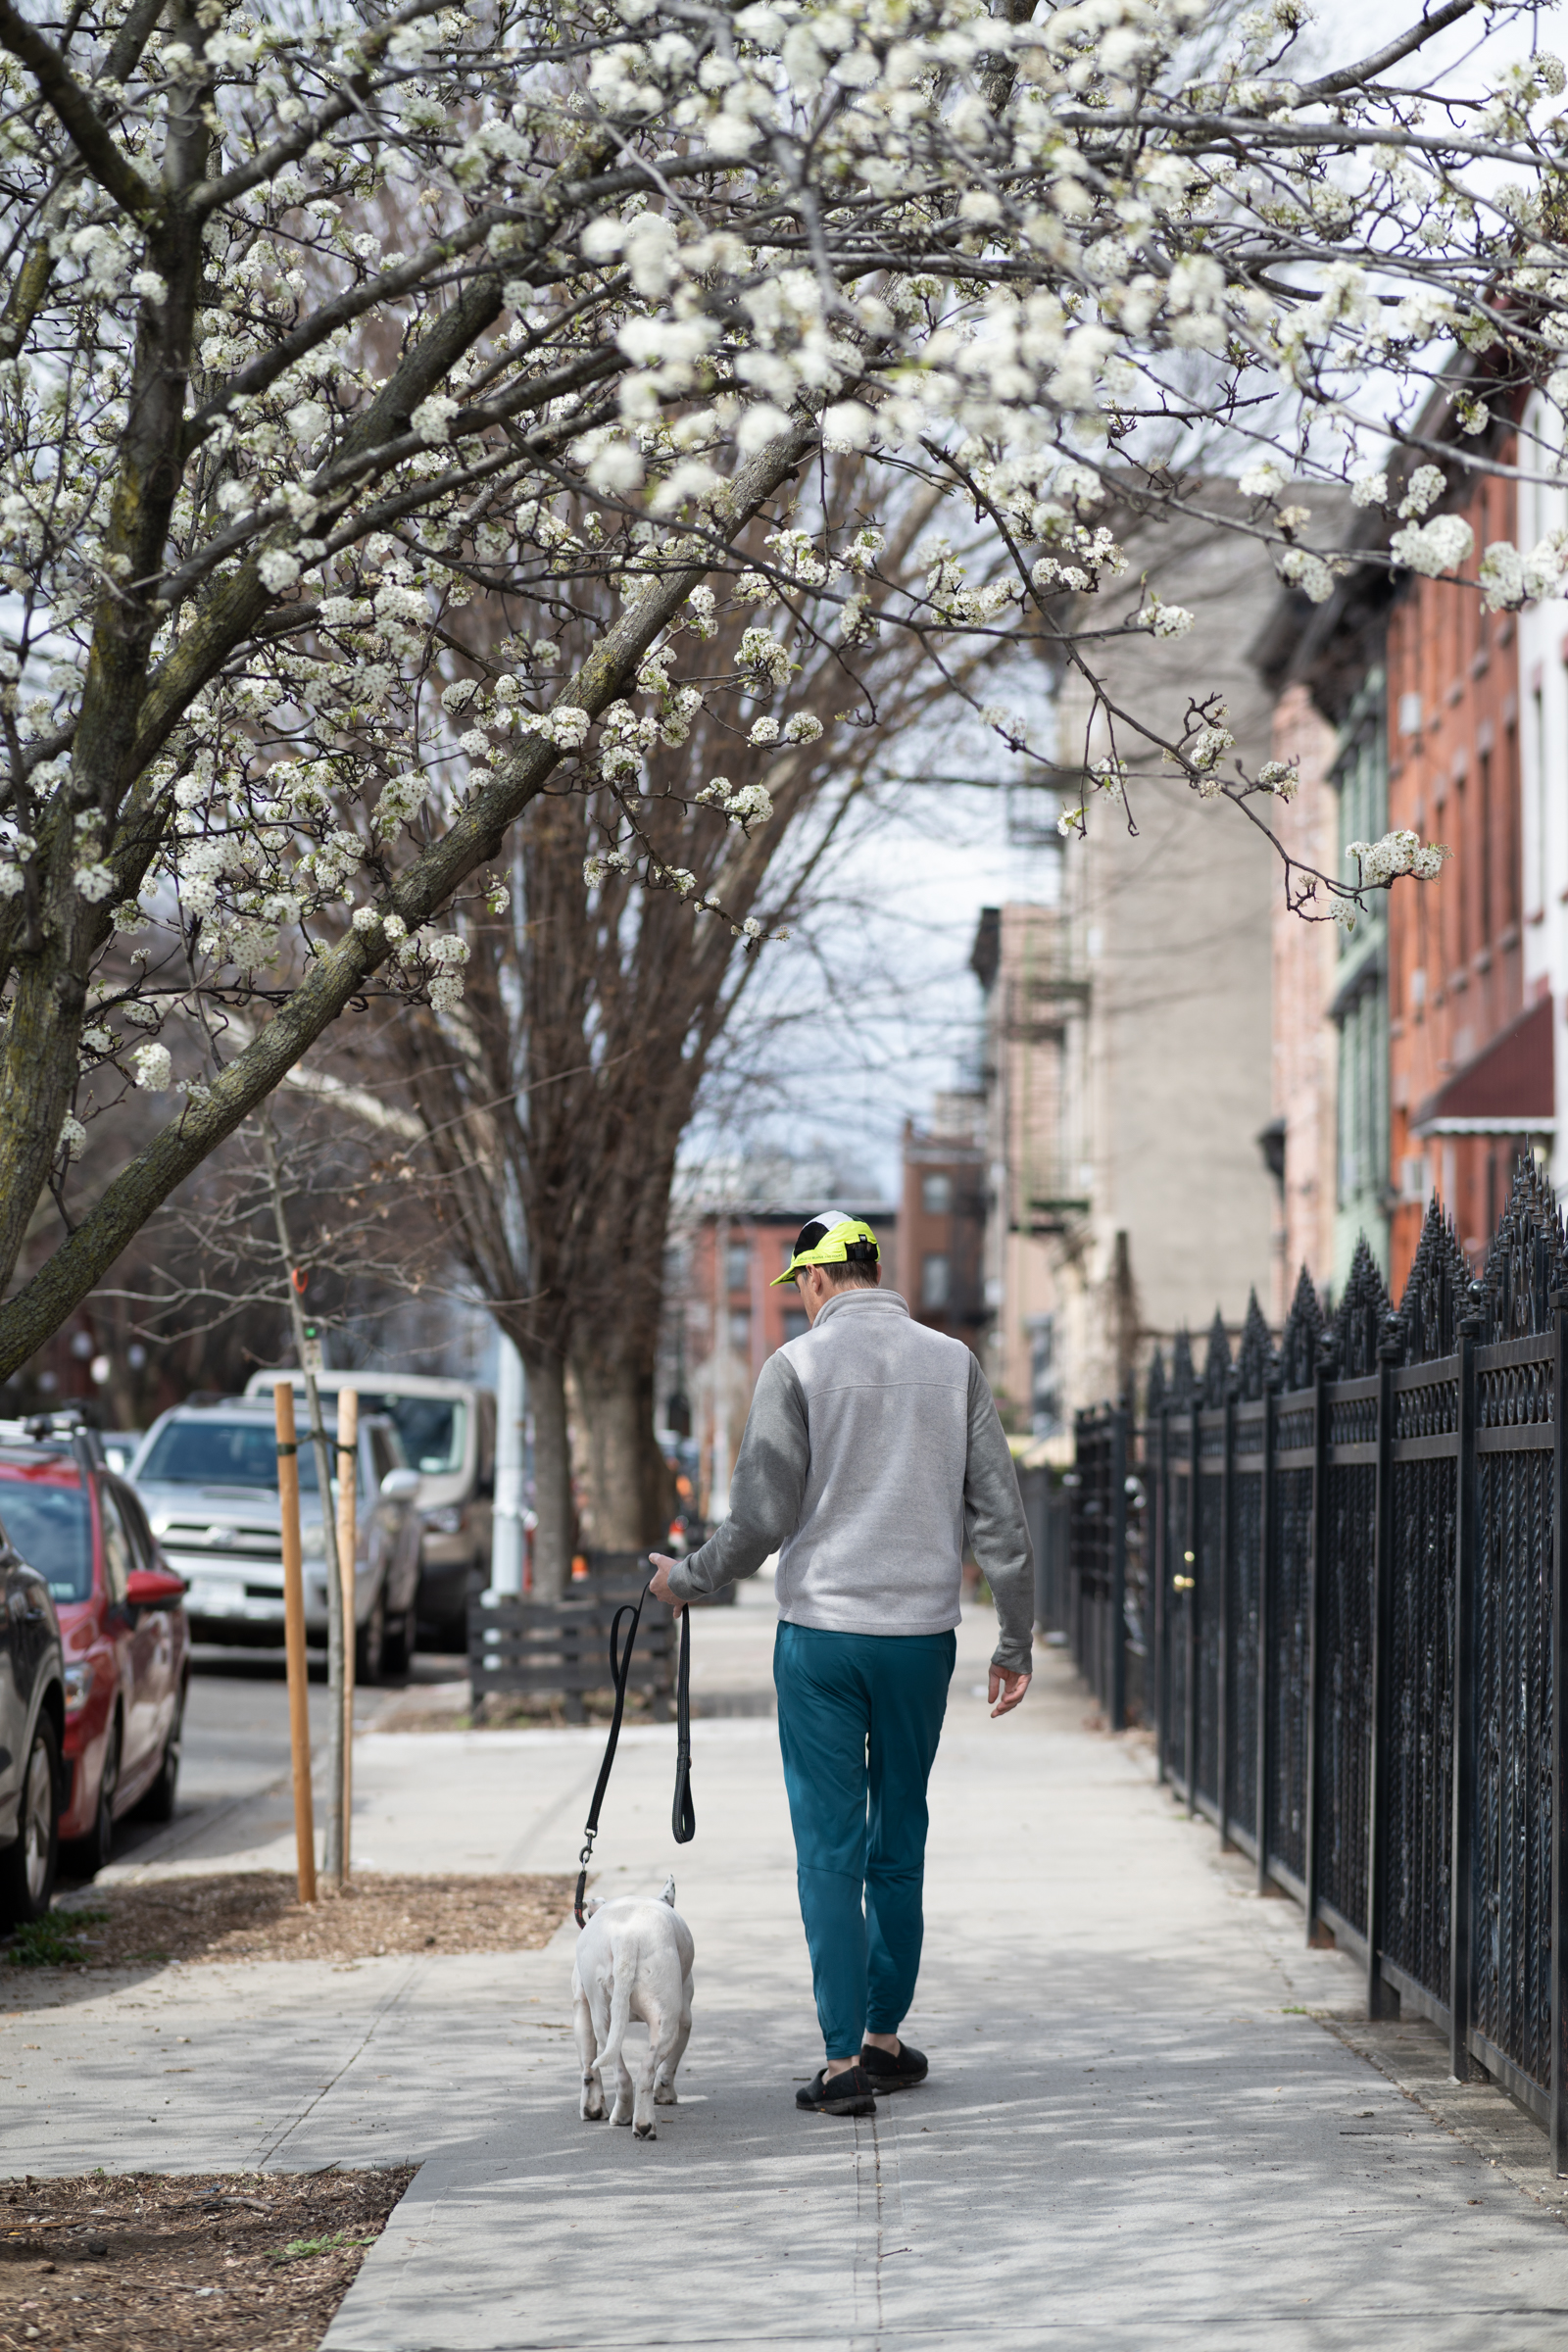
73 1643 463 1881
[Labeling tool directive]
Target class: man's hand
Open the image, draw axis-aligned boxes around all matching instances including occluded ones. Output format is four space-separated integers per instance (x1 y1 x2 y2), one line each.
648 1552 684 1615
988 1665 1030 1718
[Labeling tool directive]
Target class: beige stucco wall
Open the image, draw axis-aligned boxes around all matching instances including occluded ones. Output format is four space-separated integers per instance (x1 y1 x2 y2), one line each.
1267 680 1341 1318
987 504 1280 1421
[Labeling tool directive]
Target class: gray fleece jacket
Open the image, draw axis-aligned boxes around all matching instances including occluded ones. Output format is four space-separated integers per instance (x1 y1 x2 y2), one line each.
667 1287 1034 1674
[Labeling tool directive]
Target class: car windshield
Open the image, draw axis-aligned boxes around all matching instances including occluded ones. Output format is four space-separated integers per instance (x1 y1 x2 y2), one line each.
0 1479 92 1602
359 1396 465 1476
138 1419 325 1494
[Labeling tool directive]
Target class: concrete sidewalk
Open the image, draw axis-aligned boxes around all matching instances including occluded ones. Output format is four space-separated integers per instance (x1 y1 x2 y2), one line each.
315 1621 1568 2352
5 1603 1568 2349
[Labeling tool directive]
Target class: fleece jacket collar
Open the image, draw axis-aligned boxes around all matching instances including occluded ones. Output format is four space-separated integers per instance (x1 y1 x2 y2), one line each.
811 1288 910 1329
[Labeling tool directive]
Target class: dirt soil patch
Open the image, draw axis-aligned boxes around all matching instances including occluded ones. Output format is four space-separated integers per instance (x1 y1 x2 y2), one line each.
17 1873 573 1970
0 2164 413 2351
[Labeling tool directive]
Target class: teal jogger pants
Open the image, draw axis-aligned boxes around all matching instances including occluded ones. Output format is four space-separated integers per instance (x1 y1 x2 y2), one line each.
773 1620 956 2061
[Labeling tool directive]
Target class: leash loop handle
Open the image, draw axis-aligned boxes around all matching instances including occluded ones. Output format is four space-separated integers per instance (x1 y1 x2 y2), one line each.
672 1605 695 1845
572 1572 695 1927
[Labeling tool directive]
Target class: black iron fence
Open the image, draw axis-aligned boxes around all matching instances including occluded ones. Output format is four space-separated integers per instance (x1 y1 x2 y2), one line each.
1067 1162 1568 2170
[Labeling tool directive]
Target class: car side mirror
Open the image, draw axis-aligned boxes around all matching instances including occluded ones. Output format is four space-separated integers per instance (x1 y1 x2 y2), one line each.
378 1468 421 1504
125 1565 187 1608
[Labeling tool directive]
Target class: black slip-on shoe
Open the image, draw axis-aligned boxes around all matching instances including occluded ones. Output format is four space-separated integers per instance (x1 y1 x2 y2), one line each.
859 2040 928 2091
796 2065 876 2117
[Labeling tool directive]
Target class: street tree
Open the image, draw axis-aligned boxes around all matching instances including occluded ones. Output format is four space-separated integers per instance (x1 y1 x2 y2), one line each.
369 470 1004 1593
0 0 1558 1370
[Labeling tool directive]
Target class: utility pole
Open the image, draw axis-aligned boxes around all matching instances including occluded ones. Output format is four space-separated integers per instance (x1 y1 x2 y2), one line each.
490 1334 526 1596
710 1215 732 1520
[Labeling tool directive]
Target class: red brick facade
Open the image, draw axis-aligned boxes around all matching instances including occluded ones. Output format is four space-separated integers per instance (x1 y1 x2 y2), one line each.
1386 459 1527 1287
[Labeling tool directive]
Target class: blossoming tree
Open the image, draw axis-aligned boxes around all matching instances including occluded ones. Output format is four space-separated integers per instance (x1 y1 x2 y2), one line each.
0 0 1559 1368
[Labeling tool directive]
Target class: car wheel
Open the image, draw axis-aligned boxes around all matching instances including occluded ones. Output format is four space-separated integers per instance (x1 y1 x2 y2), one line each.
355 1588 387 1686
0 1713 60 1928
138 1678 185 1825
67 1710 119 1879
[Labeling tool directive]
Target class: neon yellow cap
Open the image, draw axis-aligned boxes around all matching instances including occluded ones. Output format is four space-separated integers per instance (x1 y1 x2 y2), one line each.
769 1210 881 1289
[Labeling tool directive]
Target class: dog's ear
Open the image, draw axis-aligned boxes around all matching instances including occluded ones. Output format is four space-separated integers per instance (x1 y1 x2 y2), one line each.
661 1875 676 1907
581 1893 606 1919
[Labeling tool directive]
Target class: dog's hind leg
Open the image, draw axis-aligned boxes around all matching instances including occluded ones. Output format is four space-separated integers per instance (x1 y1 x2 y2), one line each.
631 2026 660 2139
653 1971 693 2106
597 1965 636 2127
573 1972 605 2121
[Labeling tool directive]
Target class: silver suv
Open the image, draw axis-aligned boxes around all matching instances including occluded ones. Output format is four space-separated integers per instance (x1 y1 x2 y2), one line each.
129 1398 422 1682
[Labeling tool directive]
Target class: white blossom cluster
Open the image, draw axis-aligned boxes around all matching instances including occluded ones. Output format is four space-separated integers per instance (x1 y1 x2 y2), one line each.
1348 830 1452 887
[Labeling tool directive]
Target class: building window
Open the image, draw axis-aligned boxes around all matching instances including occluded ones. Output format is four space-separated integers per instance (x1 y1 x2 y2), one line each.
921 1172 953 1216
1506 719 1521 932
921 1253 951 1310
728 1309 752 1351
782 1308 808 1343
725 1240 751 1294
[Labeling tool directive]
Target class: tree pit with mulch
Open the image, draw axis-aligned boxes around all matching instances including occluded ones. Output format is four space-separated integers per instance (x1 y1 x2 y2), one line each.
9 1872 574 1972
0 2163 414 2351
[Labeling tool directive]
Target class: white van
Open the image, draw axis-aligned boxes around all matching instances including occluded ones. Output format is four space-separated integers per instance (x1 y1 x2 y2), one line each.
244 1371 495 1649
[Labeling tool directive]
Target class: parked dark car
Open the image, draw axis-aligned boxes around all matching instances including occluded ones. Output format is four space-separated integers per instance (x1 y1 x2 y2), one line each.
0 1464 66 1927
0 1424 189 1876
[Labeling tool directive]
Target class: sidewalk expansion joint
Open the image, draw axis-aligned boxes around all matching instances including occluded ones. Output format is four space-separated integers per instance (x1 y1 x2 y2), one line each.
252 1955 426 2170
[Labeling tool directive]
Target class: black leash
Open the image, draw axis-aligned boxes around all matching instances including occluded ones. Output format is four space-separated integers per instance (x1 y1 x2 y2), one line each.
573 1578 695 1929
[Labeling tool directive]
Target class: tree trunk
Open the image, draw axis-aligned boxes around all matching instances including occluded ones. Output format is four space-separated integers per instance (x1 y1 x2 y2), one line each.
528 1349 573 1603
570 1345 650 1550
639 1360 677 1548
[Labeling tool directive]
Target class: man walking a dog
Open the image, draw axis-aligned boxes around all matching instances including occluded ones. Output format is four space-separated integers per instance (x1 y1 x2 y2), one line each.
650 1210 1032 2118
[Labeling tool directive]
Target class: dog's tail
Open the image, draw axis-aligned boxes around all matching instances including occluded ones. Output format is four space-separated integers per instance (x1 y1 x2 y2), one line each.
590 1941 635 2083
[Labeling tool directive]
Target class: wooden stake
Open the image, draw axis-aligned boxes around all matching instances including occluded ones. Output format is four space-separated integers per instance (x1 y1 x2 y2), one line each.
275 1381 317 1904
335 1389 359 1882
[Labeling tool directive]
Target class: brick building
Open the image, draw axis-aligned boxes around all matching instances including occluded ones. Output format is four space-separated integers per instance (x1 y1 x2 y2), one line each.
1387 458 1535 1285
899 1098 987 1351
1255 425 1541 1299
1513 387 1568 1199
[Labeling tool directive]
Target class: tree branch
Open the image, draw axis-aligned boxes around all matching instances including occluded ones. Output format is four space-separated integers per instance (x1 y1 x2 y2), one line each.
0 422 815 1373
0 0 157 217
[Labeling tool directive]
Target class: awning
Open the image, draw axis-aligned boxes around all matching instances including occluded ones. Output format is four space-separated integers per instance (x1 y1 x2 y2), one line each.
1411 995 1555 1137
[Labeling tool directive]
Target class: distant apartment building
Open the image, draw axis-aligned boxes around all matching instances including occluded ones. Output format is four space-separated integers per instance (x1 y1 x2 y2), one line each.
1252 552 1392 1298
899 1097 987 1351
1254 416 1539 1298
971 901 1080 1439
975 499 1279 1434
1256 675 1341 1316
1514 388 1568 1196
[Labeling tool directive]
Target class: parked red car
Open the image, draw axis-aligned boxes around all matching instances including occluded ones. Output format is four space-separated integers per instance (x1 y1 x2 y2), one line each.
0 1425 189 1874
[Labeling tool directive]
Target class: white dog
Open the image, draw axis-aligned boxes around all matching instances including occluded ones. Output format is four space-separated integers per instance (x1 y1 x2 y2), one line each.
572 1875 695 2139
